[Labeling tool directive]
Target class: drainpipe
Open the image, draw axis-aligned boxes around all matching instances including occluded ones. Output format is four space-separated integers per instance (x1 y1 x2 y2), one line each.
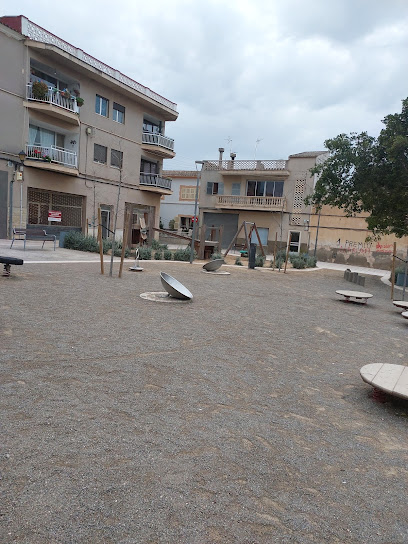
8 169 15 238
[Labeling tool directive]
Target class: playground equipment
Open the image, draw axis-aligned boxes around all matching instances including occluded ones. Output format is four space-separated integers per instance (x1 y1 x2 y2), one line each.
160 272 193 300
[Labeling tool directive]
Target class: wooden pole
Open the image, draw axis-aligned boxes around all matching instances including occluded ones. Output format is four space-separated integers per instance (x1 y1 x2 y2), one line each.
97 207 104 275
273 232 277 270
118 209 130 278
284 234 292 273
252 224 266 257
391 242 396 300
223 221 244 257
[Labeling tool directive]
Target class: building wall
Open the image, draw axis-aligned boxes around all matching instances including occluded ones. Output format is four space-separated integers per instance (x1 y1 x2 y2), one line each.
309 205 408 268
160 172 197 229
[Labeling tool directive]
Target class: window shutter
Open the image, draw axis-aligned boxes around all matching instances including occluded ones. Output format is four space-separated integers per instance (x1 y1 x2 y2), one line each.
218 182 224 195
232 183 240 196
207 182 212 195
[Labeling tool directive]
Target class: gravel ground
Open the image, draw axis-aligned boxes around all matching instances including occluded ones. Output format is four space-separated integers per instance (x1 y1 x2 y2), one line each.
1 260 408 544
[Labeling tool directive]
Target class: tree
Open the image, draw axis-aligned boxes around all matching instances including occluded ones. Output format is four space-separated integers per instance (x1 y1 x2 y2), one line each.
306 98 408 238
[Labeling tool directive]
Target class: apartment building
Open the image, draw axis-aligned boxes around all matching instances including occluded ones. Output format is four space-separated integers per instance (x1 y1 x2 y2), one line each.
0 16 178 244
198 150 328 252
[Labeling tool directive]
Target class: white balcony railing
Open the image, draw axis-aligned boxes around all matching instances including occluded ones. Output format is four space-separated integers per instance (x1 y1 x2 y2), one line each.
26 84 80 114
216 195 286 210
139 173 172 190
142 132 175 151
204 159 288 171
26 144 78 168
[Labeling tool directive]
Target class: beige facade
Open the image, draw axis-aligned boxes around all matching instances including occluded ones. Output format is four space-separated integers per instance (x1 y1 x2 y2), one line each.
198 151 328 252
0 16 178 244
309 206 408 268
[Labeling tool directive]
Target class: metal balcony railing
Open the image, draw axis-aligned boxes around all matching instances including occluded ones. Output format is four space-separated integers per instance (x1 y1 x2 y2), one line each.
142 132 175 151
139 173 172 190
216 195 286 210
26 144 78 168
26 84 79 114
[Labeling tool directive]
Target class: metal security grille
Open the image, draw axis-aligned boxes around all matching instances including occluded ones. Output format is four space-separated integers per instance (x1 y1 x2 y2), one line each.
94 144 107 164
291 179 306 225
27 188 83 227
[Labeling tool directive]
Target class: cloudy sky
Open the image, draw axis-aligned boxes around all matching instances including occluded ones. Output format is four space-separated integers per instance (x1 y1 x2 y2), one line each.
4 0 408 169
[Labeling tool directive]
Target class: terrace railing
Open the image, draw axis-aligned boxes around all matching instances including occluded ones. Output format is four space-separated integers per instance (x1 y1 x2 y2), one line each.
139 173 172 190
204 160 288 171
142 132 175 151
26 144 78 168
216 195 286 210
26 84 79 114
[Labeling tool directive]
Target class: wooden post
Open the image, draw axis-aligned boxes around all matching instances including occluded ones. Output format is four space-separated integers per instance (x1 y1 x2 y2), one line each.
273 232 277 270
252 223 266 257
284 234 292 273
119 209 130 278
218 225 223 254
391 241 396 300
97 207 104 275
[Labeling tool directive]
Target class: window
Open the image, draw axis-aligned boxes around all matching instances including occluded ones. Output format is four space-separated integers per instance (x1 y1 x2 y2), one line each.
143 118 162 134
95 94 109 117
140 158 158 174
179 186 196 201
111 149 123 169
206 182 224 195
29 124 65 148
94 144 107 164
113 102 125 124
246 180 284 197
231 183 241 196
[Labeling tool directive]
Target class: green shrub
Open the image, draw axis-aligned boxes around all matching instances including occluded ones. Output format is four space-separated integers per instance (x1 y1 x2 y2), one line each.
154 251 163 260
211 252 223 260
306 256 317 268
291 257 307 269
138 247 152 260
235 257 243 266
151 239 161 250
173 248 192 261
168 219 175 230
255 254 265 267
63 231 100 253
163 249 173 260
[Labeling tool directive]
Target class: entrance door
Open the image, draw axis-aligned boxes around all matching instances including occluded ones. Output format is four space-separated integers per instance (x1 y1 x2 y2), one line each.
101 208 111 239
289 231 300 253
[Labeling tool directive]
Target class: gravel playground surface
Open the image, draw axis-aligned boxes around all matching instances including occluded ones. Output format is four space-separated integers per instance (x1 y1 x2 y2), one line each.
1 260 408 544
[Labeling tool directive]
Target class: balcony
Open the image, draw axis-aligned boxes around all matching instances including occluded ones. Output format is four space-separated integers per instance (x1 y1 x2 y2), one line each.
216 195 286 211
139 173 172 194
141 132 175 159
203 159 289 176
25 145 78 175
24 84 80 125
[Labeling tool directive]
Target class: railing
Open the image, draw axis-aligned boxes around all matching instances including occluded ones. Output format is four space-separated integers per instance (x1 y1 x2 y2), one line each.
26 84 79 114
26 144 78 168
139 173 172 190
142 132 175 151
204 160 288 171
216 195 286 210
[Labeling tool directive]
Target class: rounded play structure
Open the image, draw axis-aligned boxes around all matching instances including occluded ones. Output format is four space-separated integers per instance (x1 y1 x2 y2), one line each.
160 272 193 300
202 258 225 272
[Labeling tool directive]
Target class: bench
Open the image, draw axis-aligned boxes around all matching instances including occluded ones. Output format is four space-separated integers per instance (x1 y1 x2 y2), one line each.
335 290 373 304
0 256 24 276
10 228 56 251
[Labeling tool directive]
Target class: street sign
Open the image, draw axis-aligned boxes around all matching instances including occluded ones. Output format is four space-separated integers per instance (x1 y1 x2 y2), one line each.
48 210 62 222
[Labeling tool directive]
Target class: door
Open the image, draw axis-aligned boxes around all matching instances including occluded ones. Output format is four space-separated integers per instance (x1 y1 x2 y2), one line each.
251 227 268 246
100 208 111 239
289 231 300 253
203 212 239 248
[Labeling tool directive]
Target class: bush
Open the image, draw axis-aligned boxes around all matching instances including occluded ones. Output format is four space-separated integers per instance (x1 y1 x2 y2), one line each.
168 219 175 230
211 252 223 260
32 80 49 100
235 257 243 266
163 249 173 260
154 251 163 260
63 231 99 253
306 256 317 268
255 254 265 267
291 257 307 269
138 247 152 260
173 248 192 261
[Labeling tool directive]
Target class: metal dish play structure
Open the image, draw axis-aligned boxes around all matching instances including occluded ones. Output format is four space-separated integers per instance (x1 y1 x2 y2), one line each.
160 272 193 300
202 259 225 272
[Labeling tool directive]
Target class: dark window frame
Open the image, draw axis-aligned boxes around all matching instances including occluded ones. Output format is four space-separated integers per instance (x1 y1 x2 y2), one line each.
94 143 108 164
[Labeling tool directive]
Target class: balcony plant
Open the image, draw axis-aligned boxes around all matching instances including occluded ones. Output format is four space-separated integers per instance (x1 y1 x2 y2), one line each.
60 89 72 99
42 155 52 162
32 81 49 100
76 97 84 107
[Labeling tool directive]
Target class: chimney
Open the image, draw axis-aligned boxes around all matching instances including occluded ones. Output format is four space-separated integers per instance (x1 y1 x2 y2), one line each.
218 148 224 161
230 152 236 161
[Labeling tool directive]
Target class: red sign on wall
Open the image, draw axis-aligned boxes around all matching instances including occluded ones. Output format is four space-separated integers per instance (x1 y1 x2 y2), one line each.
48 210 62 222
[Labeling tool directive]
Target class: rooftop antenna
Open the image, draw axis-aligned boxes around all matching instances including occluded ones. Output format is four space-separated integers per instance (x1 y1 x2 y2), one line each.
254 138 263 160
226 136 232 153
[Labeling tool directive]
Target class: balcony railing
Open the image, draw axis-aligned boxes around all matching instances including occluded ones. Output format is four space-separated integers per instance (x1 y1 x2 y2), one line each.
26 144 78 168
139 173 172 190
142 132 175 151
26 84 80 114
204 159 288 171
216 195 286 210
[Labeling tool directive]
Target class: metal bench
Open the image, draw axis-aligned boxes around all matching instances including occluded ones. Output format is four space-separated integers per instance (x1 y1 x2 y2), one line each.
0 256 24 276
10 228 56 250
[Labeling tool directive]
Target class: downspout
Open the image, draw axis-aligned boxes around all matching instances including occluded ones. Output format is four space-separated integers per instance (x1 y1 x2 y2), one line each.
8 169 15 238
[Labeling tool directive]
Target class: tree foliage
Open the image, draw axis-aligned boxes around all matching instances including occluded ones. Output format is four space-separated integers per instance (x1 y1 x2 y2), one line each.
306 98 408 238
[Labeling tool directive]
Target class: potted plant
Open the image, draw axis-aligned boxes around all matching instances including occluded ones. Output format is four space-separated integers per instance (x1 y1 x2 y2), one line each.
76 97 84 107
32 81 49 100
42 155 52 162
60 89 72 99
